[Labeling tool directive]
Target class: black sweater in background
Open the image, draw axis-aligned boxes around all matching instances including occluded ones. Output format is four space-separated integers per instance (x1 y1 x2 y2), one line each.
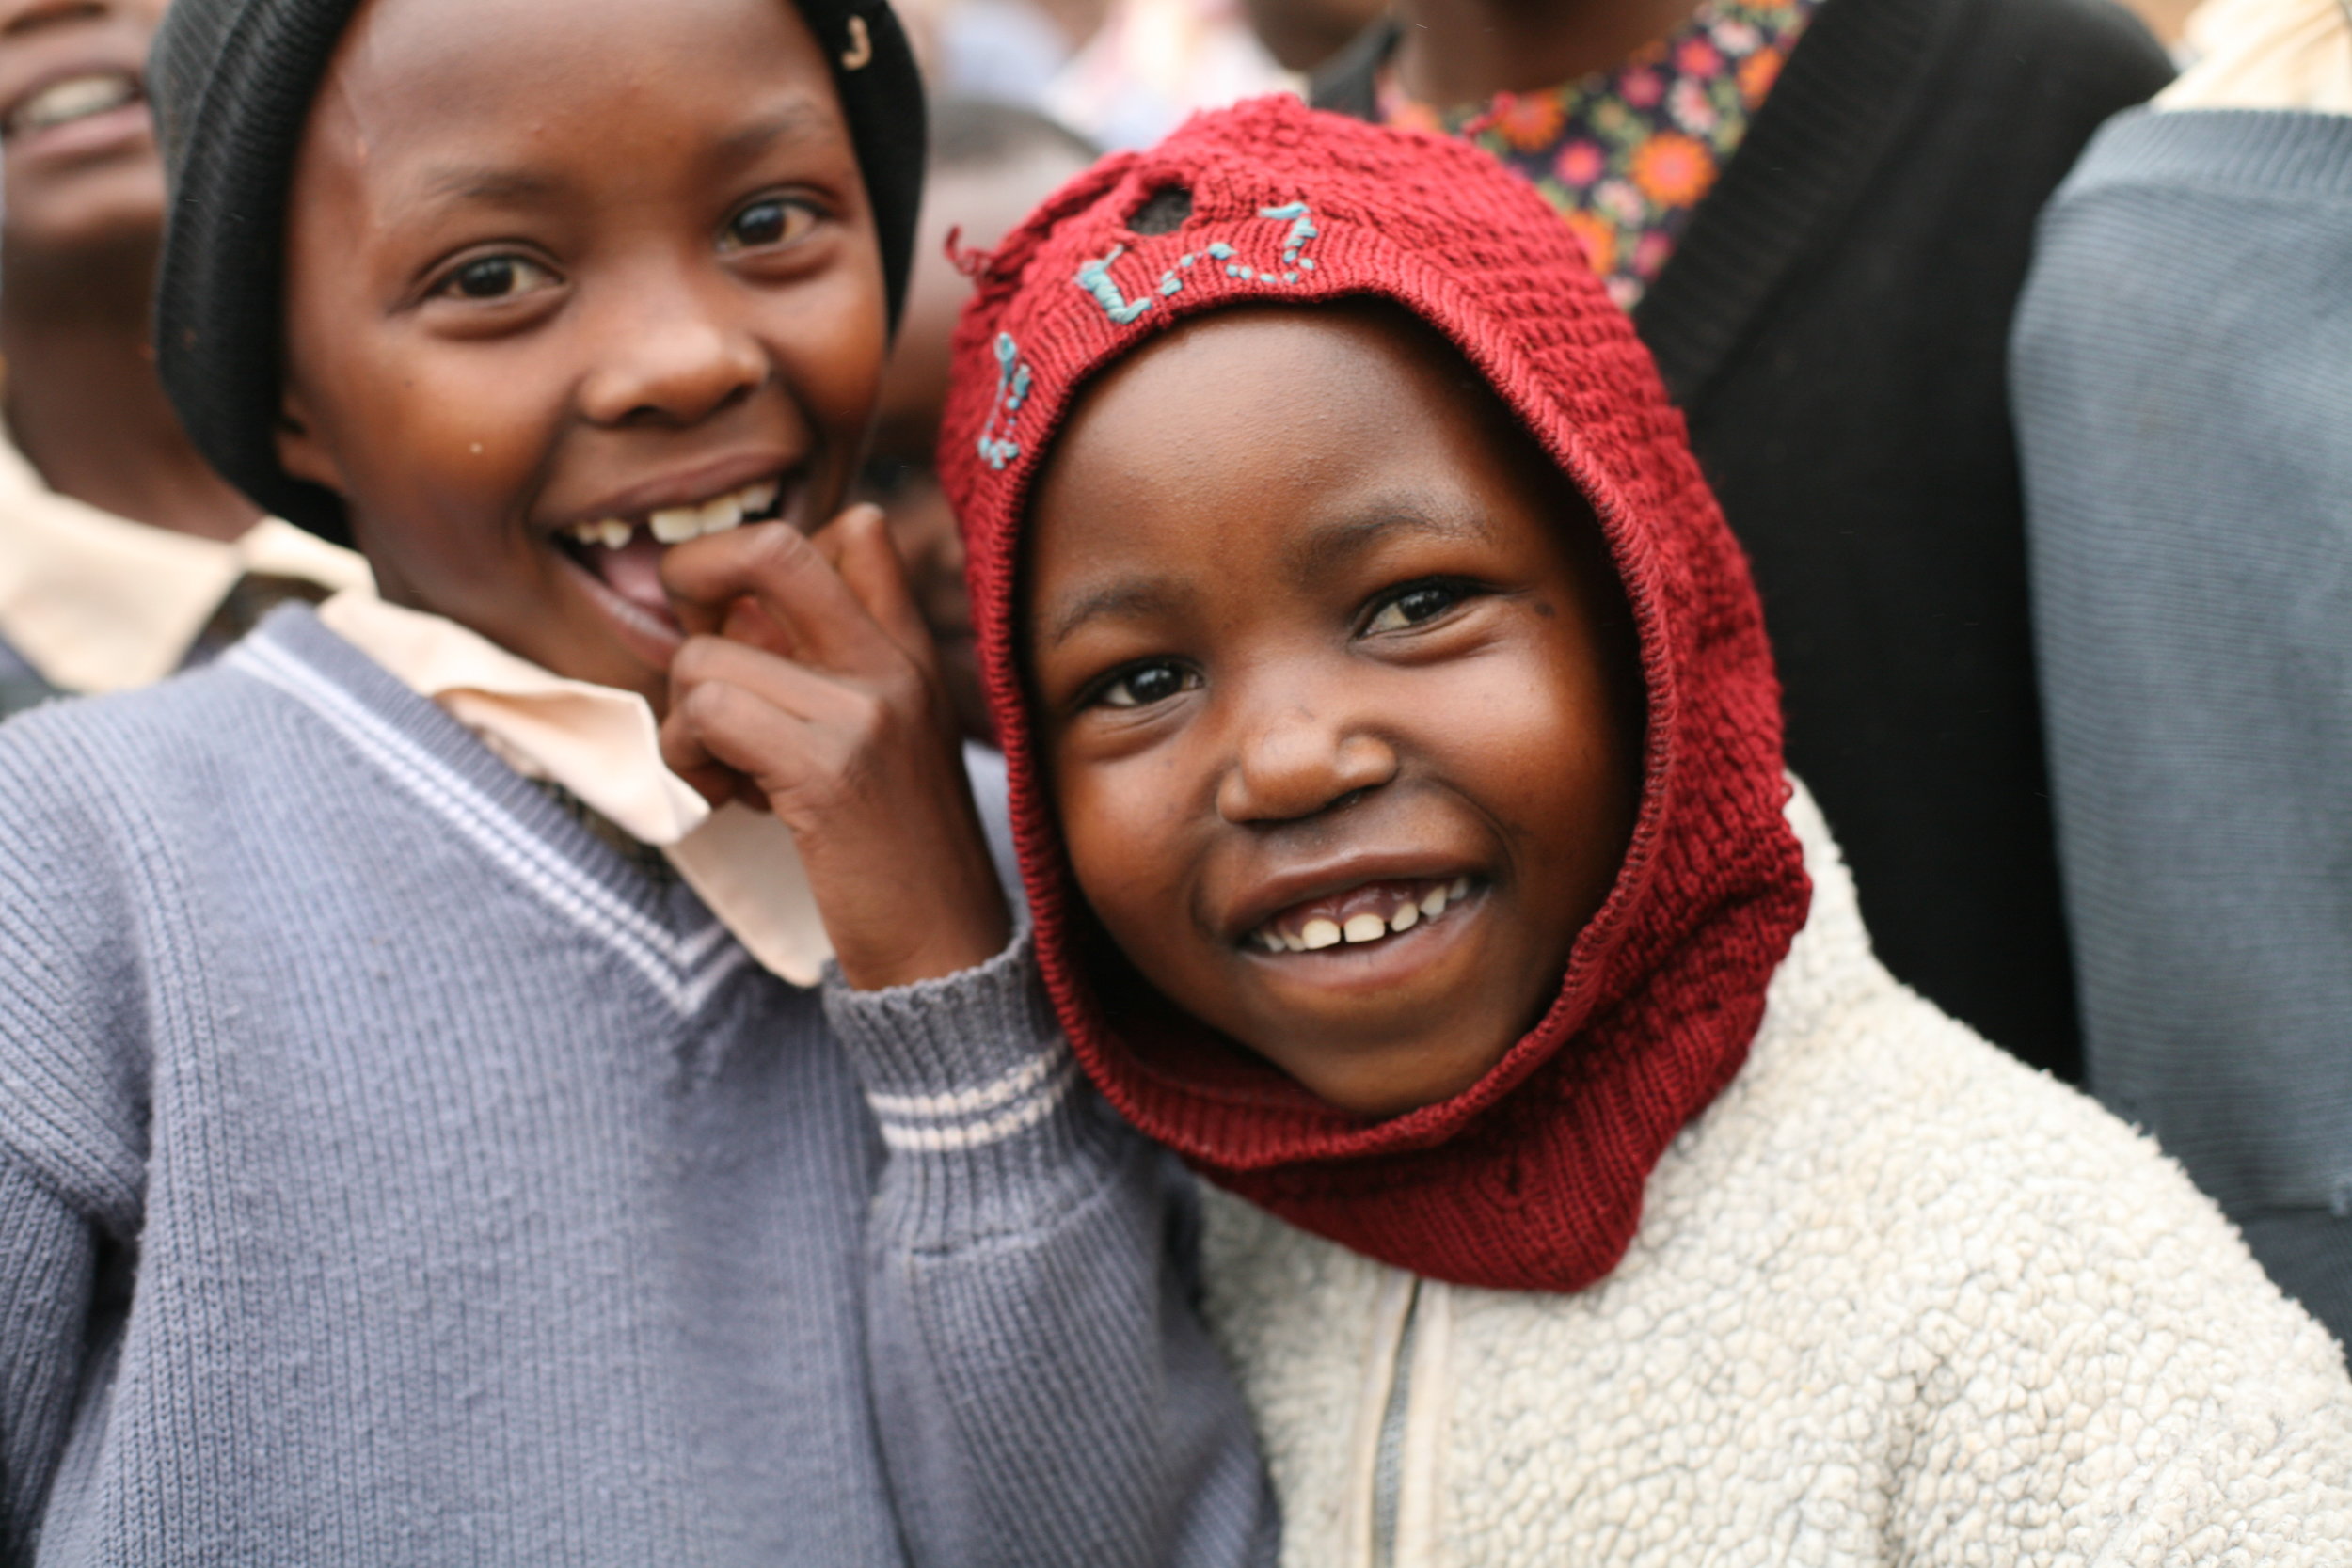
1317 0 2172 1081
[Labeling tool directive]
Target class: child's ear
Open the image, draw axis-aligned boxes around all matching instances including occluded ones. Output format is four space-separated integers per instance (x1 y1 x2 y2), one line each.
275 387 348 496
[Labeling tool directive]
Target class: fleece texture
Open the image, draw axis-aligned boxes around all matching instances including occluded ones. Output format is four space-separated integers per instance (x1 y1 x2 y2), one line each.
937 94 1810 1294
145 0 927 546
1199 782 2352 1566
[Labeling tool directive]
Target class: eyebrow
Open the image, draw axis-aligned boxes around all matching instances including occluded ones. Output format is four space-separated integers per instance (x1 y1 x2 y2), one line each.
409 101 843 212
1282 502 1496 582
1042 578 1188 650
419 165 569 208
1040 501 1497 650
712 100 844 166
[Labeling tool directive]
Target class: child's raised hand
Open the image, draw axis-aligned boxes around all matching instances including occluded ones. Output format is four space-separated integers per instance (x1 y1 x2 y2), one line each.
658 504 1010 990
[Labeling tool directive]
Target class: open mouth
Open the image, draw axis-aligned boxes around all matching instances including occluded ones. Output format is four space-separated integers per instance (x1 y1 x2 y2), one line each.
553 474 787 633
1246 876 1477 956
5 70 142 139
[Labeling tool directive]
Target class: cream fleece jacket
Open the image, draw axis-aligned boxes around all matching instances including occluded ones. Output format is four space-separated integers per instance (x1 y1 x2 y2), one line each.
1200 784 2352 1565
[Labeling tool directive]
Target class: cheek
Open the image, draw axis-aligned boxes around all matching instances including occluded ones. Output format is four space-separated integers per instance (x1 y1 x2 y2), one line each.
362 402 548 578
307 323 556 513
1491 636 1637 910
312 346 559 603
774 268 891 503
1052 742 1203 939
1419 636 1630 885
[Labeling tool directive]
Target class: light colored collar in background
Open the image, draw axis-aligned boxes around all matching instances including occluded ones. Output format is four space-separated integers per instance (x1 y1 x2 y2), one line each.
0 427 370 693
2162 0 2352 112
318 592 834 986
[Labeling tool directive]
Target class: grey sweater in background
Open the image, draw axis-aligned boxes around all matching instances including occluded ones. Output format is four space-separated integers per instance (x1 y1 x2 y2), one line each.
2013 107 2352 1349
0 635 54 724
0 607 1276 1564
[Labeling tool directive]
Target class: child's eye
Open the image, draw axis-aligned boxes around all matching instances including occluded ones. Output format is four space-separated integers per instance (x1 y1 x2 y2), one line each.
436 254 558 302
1364 582 1469 634
1095 660 1200 710
720 197 821 253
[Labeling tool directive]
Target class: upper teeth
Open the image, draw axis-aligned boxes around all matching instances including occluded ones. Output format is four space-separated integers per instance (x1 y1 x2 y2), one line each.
564 478 779 551
13 73 137 134
1253 876 1472 955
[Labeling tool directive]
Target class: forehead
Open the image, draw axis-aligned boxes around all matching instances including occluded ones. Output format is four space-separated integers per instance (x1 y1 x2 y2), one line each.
1029 306 1564 570
307 0 844 190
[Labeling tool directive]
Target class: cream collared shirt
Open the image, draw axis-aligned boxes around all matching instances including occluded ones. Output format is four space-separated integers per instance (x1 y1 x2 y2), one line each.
0 426 372 694
318 592 834 986
2162 0 2352 112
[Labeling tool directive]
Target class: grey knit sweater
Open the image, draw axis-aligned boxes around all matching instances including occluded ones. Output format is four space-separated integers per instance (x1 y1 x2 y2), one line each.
0 607 1276 1564
2013 107 2352 1350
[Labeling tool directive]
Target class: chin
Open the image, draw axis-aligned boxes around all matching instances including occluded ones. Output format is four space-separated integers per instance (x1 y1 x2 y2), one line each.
6 178 165 262
1267 1028 1513 1120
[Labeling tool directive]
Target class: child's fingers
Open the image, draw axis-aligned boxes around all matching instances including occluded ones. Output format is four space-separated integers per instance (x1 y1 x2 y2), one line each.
656 713 746 808
662 635 878 800
661 519 899 678
716 594 796 662
665 679 802 796
811 505 940 675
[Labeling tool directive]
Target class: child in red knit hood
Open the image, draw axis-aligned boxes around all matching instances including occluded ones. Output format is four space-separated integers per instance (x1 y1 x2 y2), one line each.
941 95 2352 1560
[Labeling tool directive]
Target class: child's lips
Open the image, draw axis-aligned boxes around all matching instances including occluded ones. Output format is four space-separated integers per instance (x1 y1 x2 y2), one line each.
3 67 144 145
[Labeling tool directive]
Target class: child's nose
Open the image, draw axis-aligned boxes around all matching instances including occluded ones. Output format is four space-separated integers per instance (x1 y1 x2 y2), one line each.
1217 704 1399 827
578 278 767 429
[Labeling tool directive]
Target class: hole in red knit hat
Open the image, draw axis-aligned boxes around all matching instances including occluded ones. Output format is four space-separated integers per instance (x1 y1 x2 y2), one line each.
1128 186 1193 236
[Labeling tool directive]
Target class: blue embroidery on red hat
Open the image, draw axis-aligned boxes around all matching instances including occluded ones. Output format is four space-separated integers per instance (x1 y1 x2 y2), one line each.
976 331 1029 470
1259 202 1319 268
1070 204 1327 329
1075 245 1158 325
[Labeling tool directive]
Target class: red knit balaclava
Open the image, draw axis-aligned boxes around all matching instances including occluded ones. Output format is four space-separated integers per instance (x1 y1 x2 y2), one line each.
941 96 1810 1293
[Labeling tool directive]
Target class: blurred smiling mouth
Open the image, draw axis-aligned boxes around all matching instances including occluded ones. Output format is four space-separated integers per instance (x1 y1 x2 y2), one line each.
554 473 787 639
1247 876 1477 956
4 70 143 139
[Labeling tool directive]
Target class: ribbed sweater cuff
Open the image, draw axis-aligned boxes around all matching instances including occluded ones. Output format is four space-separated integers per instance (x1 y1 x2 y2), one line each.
823 927 1120 1227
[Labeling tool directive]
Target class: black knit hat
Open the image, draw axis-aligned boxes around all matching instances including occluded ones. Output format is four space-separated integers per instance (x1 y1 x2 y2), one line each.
149 0 928 545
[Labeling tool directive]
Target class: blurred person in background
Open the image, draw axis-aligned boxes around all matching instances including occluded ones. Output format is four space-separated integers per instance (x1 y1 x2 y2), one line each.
862 99 1098 742
1311 0 2171 1083
903 0 1294 147
1237 0 1385 73
2013 0 2352 1347
2121 0 2205 42
0 0 366 721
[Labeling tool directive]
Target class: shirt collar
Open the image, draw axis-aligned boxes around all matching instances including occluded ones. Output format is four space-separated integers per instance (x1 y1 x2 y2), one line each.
317 592 833 986
0 426 371 693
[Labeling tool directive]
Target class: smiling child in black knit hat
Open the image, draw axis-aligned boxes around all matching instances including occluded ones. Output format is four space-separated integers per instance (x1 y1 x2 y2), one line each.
0 0 1276 1560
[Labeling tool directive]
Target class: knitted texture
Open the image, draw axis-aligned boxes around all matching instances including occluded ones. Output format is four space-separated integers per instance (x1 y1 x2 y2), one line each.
0 633 59 722
937 95 1811 1294
2014 107 2352 1348
0 607 1275 1564
1319 0 2172 1083
1200 782 2352 1565
146 0 928 546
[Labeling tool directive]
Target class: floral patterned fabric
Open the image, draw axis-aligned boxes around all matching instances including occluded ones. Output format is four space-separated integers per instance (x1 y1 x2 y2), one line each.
1377 0 1820 310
